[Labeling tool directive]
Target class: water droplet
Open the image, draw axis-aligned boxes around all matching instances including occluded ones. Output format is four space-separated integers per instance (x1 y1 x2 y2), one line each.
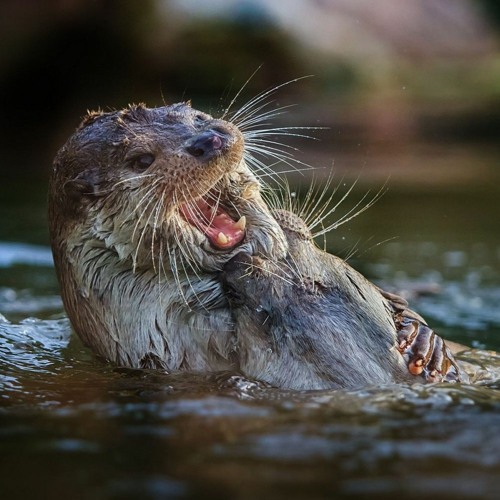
290 192 296 198
256 305 264 313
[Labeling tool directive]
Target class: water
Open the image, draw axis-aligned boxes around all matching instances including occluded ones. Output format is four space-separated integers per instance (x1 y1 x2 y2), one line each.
1 166 500 499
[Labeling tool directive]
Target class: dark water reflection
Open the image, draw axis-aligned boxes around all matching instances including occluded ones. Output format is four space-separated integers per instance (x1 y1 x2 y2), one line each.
1 156 500 499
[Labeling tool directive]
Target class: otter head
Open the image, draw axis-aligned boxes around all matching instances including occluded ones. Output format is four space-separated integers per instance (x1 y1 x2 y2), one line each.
49 102 288 275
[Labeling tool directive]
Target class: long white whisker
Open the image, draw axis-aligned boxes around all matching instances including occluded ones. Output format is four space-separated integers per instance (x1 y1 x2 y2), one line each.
314 183 388 238
244 144 314 175
221 65 263 120
150 193 166 274
228 76 313 123
244 126 323 139
166 242 191 310
235 105 295 130
94 173 157 196
177 250 213 314
120 179 162 227
132 192 161 273
237 261 297 288
308 178 359 233
246 143 297 159
301 174 341 229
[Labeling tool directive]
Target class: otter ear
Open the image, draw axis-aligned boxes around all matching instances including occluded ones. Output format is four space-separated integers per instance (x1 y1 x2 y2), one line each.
63 170 99 200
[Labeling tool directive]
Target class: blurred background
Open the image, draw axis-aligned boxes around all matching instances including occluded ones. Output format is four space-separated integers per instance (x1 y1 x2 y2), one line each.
1 0 499 175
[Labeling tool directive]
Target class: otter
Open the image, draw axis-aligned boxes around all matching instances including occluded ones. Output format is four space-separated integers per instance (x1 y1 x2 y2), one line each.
49 102 288 370
48 101 465 388
221 210 468 390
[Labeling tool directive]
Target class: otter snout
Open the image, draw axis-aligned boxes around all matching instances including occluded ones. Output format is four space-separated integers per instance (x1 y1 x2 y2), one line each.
185 129 228 159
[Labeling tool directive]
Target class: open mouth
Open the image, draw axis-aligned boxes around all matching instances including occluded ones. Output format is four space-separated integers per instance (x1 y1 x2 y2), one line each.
180 195 246 251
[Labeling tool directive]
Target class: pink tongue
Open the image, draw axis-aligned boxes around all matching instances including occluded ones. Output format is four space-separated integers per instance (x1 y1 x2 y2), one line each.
180 199 245 250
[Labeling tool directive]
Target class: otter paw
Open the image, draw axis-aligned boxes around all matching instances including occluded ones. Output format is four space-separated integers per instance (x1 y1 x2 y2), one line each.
396 316 461 383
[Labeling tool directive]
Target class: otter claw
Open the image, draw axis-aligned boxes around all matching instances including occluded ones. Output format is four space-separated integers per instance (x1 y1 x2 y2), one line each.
408 358 424 376
396 318 419 351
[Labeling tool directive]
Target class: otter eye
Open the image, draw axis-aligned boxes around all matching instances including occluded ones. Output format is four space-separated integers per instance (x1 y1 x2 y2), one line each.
195 114 208 124
133 153 155 170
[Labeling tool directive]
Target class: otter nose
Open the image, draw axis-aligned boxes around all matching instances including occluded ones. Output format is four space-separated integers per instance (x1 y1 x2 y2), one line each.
185 130 225 158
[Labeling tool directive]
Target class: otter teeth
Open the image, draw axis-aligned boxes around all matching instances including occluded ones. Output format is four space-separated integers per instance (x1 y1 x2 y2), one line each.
217 232 229 245
234 215 246 231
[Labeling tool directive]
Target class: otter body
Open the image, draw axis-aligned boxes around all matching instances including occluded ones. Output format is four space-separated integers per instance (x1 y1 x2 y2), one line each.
221 211 466 390
49 101 464 388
